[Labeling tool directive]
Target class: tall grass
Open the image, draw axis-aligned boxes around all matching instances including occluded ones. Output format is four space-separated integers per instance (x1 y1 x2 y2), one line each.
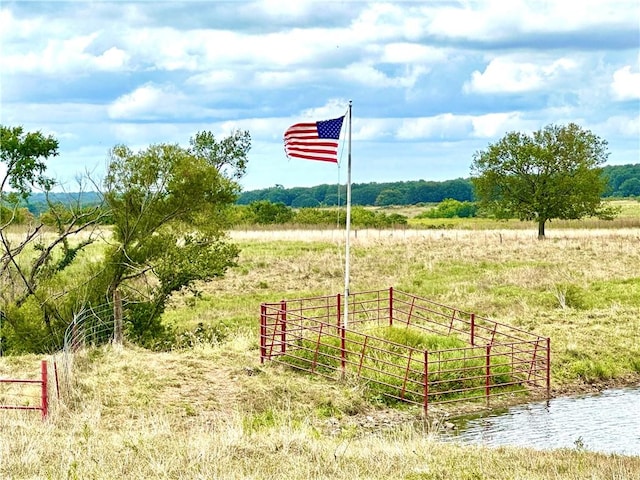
278 325 520 407
2 346 639 479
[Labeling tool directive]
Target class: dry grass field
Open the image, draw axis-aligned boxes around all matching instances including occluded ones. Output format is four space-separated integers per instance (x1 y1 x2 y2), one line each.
2 344 639 479
2 210 640 478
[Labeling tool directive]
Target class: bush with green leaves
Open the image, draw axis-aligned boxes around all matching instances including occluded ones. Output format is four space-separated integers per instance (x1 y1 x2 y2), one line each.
417 199 478 219
247 200 294 224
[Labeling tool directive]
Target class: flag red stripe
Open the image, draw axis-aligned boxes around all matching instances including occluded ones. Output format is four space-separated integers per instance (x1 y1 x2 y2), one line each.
285 141 338 148
287 147 338 155
286 152 338 162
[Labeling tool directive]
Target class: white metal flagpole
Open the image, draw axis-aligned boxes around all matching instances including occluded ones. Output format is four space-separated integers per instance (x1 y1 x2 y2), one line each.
343 101 352 329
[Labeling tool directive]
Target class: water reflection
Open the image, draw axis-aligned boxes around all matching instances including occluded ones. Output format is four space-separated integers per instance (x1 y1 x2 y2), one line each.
439 387 640 456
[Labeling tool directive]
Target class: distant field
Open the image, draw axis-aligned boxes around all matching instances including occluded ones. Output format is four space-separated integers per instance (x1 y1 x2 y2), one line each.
403 199 640 229
178 225 640 393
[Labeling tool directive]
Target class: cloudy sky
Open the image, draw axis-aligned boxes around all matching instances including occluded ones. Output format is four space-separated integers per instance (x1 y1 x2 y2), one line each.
1 0 639 192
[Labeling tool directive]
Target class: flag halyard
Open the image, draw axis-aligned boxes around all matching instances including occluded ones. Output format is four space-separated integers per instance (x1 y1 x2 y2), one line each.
284 116 345 163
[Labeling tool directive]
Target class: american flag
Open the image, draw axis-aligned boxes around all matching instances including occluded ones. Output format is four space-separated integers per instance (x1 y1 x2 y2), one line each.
283 116 345 163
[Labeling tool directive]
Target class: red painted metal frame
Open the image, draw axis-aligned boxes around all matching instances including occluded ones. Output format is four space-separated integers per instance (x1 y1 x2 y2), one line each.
260 288 551 413
0 360 48 419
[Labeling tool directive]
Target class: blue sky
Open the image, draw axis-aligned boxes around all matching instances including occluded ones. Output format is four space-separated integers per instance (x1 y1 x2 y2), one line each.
1 0 639 192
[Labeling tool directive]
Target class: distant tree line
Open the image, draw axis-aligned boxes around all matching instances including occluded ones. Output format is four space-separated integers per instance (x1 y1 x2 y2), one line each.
228 201 408 227
237 178 474 207
238 164 640 207
11 164 640 220
602 164 640 197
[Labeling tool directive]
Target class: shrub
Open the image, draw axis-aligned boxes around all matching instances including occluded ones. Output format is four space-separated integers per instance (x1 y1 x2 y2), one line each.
416 198 478 219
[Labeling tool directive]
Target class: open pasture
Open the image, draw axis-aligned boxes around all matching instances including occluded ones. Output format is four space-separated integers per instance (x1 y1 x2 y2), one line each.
171 226 640 391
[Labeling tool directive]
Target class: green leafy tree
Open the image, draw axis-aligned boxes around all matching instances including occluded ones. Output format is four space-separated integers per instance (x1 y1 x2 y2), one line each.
103 130 249 343
264 185 290 204
351 184 380 205
1 126 105 352
294 208 340 225
0 126 58 198
375 188 405 206
602 163 640 196
291 195 320 208
418 199 477 219
248 200 294 224
322 193 342 206
471 123 617 238
618 178 640 197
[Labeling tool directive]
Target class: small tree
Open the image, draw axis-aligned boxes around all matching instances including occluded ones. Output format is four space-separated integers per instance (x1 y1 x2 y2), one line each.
1 126 106 352
248 200 294 224
103 130 250 344
471 123 617 238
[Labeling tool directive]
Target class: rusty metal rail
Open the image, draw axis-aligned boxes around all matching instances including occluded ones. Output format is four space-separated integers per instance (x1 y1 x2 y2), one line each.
260 288 550 413
0 360 49 419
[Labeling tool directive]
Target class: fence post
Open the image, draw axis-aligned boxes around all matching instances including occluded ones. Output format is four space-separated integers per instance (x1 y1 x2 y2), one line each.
260 304 266 364
340 324 346 375
470 313 475 346
337 293 341 334
485 345 491 406
113 289 123 345
389 287 394 326
423 350 429 415
53 359 60 400
41 360 48 419
546 337 551 398
280 300 287 354
71 319 79 352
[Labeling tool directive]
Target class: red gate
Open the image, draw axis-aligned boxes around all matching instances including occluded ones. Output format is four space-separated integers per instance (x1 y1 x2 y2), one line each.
0 360 49 419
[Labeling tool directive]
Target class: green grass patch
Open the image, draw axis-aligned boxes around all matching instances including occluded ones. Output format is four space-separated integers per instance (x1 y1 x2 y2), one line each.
279 326 522 407
569 359 618 382
589 278 640 307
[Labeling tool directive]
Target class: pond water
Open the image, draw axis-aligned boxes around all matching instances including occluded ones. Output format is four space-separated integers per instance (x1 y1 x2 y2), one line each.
438 387 640 456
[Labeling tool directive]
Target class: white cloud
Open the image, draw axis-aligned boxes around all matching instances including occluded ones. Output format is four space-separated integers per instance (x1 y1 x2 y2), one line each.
186 70 240 89
254 69 314 88
107 84 216 121
471 112 529 138
597 115 640 138
353 120 394 141
340 62 427 88
2 31 129 74
396 112 535 141
465 57 579 94
249 0 315 20
397 114 471 140
0 102 106 126
426 0 638 41
379 42 446 65
108 84 169 119
350 3 411 42
611 65 640 101
299 100 350 121
94 46 129 70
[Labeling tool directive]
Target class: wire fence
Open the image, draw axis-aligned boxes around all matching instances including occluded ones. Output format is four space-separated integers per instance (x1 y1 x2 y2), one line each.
55 302 117 402
1 298 122 420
